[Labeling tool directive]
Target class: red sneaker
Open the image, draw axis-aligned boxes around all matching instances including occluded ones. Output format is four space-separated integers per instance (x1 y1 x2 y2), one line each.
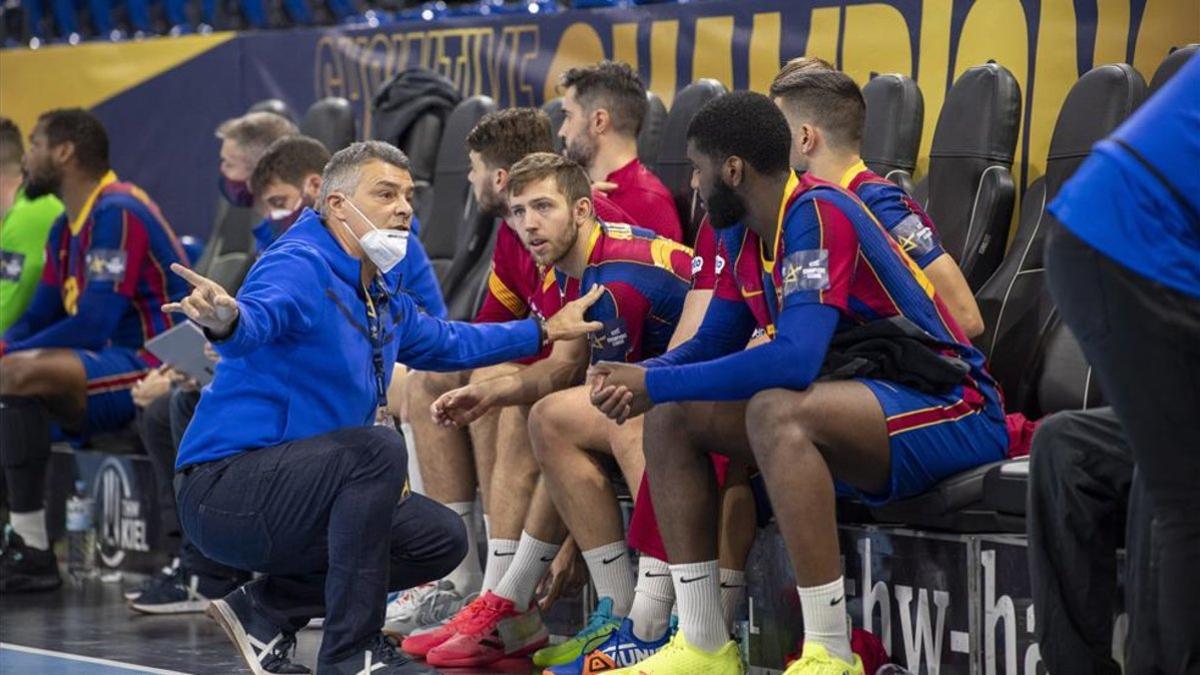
425 591 549 667
400 592 489 657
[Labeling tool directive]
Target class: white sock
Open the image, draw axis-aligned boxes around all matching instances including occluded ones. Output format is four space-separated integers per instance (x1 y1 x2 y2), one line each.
797 577 853 662
481 538 519 593
719 568 747 632
628 556 674 641
670 560 727 653
483 514 491 540
492 531 560 610
10 510 48 550
442 502 482 594
581 541 635 617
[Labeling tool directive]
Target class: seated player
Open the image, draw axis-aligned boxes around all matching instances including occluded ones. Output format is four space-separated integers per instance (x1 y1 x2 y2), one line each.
587 92 1008 674
401 152 692 669
1 117 64 333
214 110 296 211
771 59 983 338
557 61 683 242
399 108 635 635
0 109 189 593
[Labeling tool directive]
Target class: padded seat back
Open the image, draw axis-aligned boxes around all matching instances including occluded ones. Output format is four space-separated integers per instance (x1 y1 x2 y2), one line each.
974 63 1146 412
861 73 923 194
1148 44 1199 94
923 62 1020 290
637 91 669 167
300 96 356 153
395 113 444 226
205 251 253 293
247 98 298 123
1035 316 1104 415
444 218 500 321
194 199 258 278
424 96 498 297
652 79 726 244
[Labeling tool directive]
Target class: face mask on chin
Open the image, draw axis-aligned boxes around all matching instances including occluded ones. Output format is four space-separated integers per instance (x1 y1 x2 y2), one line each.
218 175 255 208
338 196 409 274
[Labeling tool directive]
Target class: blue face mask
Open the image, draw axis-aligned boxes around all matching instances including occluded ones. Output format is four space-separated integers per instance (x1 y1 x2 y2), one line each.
218 175 255 208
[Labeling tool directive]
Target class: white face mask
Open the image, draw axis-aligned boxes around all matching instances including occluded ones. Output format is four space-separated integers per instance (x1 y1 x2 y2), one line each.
339 196 409 273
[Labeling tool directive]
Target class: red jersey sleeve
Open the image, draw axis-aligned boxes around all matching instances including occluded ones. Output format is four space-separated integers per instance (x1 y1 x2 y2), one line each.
691 219 718 290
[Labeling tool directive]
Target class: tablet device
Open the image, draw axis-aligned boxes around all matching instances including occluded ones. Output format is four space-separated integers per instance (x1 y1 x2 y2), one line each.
144 321 217 386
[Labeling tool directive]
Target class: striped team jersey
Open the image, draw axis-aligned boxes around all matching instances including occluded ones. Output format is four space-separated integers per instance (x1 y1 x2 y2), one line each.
557 221 693 364
841 162 947 269
714 171 1000 408
40 172 189 351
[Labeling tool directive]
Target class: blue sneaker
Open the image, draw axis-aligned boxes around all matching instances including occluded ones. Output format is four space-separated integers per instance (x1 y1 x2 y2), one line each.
533 597 619 667
545 616 675 675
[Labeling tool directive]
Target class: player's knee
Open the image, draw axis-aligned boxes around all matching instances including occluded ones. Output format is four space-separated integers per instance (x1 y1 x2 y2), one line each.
528 394 570 465
0 353 40 396
644 402 688 460
746 389 813 457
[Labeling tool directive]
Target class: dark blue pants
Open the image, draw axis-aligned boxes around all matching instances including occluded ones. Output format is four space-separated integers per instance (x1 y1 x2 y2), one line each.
176 426 467 664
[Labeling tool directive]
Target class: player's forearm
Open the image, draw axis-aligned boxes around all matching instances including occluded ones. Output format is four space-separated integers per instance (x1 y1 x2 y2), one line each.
7 292 128 352
486 348 585 407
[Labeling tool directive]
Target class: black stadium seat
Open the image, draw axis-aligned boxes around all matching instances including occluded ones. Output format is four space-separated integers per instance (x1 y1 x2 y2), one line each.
422 96 498 299
914 62 1020 291
246 98 298 123
860 72 923 194
194 199 258 287
300 96 357 153
1148 43 1199 93
652 79 726 244
542 97 566 154
974 62 1147 413
637 91 669 167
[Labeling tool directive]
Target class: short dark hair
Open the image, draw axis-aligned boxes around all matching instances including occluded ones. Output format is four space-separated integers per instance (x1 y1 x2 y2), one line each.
249 135 331 196
506 152 591 208
318 141 411 214
770 69 866 151
559 60 647 137
215 111 299 165
465 108 555 170
37 108 110 176
686 91 792 175
0 117 21 170
768 56 836 97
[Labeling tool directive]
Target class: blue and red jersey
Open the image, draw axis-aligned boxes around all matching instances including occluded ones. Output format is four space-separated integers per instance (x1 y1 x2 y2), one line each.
841 162 947 270
2 172 189 355
557 221 693 364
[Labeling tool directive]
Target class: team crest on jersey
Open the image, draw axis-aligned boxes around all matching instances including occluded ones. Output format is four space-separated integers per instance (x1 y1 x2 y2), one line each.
890 213 936 258
780 249 830 296
0 251 24 281
715 254 726 275
691 256 704 275
86 249 128 281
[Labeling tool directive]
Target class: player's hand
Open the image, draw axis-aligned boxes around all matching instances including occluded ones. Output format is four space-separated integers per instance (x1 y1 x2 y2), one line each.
543 284 605 342
430 382 495 427
537 537 586 613
591 180 619 194
587 361 651 424
161 263 240 339
164 366 201 392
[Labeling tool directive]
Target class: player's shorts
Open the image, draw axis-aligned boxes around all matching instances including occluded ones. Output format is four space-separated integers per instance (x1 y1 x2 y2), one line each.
627 452 729 560
841 378 1009 506
73 347 153 433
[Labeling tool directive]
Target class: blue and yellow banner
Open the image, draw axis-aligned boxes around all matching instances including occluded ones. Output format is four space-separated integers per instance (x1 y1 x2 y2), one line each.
1 0 1196 237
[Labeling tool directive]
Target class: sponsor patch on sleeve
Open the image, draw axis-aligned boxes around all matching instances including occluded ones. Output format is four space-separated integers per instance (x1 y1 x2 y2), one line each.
0 250 25 282
85 249 128 282
589 317 630 363
780 249 830 297
890 214 936 259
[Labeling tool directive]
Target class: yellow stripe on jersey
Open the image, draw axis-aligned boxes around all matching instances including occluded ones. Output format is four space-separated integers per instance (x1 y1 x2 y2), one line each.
487 268 526 317
649 237 693 275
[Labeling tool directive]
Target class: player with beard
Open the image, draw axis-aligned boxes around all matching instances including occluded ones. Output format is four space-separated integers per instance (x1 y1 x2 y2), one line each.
0 109 189 593
403 153 692 669
586 93 1007 674
396 109 638 638
558 61 682 242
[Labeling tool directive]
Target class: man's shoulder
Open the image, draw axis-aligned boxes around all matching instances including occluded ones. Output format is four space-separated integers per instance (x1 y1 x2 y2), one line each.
92 184 168 227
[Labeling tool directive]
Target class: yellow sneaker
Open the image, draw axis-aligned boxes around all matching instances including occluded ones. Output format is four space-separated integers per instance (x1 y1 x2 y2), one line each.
606 630 742 675
783 642 865 675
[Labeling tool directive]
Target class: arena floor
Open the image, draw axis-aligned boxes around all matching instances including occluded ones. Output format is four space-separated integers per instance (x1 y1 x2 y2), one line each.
0 580 541 674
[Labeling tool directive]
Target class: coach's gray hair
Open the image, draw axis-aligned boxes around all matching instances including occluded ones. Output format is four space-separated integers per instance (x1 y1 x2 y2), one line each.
318 141 411 215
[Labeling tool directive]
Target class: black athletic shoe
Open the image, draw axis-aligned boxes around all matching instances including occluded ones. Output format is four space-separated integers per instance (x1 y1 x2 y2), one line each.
131 565 241 615
125 557 180 601
0 528 62 594
206 586 311 674
320 634 440 675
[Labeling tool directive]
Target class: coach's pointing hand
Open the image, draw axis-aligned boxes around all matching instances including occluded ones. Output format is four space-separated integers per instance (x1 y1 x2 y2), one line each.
161 263 240 340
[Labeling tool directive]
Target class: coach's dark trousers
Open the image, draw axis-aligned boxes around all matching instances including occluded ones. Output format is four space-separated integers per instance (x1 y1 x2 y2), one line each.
1046 224 1200 672
176 426 468 664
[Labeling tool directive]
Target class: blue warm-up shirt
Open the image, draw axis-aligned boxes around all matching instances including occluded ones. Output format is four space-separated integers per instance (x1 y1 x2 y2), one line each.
176 210 540 469
1050 52 1200 298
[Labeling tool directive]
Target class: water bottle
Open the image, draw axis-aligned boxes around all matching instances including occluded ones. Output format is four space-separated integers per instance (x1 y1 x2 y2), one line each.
66 480 98 580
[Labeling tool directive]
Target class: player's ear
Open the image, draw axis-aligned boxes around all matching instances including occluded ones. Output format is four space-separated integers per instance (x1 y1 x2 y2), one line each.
799 123 817 155
493 167 508 193
574 196 593 224
303 174 322 199
591 107 609 135
52 140 75 167
723 156 744 189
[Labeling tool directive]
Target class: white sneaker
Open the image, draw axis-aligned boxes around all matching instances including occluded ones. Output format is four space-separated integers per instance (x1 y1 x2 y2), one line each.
383 580 474 639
